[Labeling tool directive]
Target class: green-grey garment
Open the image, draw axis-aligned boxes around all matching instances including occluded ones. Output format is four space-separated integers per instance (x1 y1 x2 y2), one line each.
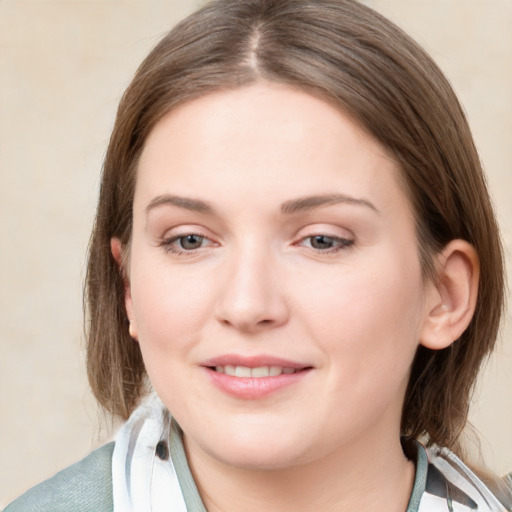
4 443 115 512
3 433 511 511
3 423 206 512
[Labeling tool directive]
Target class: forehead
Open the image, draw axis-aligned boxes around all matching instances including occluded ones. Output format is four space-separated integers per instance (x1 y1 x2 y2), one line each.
135 82 409 218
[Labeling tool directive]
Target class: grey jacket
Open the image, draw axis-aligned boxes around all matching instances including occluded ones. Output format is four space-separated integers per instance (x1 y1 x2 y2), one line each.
4 443 114 512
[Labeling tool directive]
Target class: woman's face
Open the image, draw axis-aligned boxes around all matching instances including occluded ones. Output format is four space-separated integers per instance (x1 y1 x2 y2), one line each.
123 82 436 470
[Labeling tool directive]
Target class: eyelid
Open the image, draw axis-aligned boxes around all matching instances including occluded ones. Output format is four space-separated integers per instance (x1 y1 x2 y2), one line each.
293 224 354 241
160 223 215 240
292 224 356 254
161 235 217 256
159 225 219 255
296 234 354 251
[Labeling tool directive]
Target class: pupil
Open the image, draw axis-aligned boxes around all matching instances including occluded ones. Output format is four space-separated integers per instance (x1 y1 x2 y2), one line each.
311 235 333 249
181 235 202 250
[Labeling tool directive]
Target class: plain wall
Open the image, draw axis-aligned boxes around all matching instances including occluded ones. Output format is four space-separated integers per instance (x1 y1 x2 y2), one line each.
1 0 511 507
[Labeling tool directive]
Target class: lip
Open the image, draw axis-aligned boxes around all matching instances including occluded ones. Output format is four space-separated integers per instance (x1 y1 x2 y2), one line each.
201 354 310 369
201 354 313 400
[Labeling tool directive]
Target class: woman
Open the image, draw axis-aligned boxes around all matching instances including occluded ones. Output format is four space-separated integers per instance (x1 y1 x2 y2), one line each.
5 0 510 511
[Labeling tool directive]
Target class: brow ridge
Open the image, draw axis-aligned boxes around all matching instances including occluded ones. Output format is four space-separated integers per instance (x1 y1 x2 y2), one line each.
145 193 378 216
281 194 378 215
145 195 214 214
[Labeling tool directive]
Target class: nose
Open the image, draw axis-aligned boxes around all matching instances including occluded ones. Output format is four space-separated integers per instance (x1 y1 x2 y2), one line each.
214 245 289 334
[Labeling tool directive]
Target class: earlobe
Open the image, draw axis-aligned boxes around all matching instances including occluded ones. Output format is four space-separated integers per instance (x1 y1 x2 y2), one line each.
111 237 124 268
111 238 139 341
420 240 479 350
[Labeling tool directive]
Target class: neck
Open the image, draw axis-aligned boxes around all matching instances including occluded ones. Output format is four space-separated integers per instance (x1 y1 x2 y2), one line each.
184 429 415 512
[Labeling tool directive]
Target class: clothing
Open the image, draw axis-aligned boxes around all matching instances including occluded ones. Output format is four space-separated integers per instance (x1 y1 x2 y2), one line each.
3 442 114 512
5 394 511 512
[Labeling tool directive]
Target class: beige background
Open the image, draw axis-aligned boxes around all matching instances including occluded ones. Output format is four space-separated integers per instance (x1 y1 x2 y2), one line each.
1 0 510 507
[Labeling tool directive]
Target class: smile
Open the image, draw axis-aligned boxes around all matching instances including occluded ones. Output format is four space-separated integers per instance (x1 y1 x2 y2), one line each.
213 365 298 378
202 356 313 399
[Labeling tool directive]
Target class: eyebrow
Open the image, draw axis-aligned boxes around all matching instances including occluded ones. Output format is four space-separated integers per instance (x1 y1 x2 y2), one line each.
281 194 379 215
146 195 215 214
145 193 379 216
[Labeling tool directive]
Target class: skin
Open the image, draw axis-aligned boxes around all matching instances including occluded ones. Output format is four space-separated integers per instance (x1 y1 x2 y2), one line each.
113 82 479 512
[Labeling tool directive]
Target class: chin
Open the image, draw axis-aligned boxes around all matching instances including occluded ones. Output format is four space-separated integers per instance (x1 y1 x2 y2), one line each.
209 442 303 471
188 422 309 471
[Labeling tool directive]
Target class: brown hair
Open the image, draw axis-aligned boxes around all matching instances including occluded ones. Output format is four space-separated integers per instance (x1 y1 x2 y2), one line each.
85 0 504 453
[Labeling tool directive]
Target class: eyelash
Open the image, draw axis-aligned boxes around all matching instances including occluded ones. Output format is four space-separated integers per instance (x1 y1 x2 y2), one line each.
296 234 354 253
161 233 354 256
161 234 214 255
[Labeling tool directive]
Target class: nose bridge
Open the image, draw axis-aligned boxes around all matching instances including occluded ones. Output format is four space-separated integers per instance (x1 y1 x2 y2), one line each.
215 236 288 332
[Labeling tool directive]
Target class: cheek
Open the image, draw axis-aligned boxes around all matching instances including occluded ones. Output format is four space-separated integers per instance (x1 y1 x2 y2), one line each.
129 264 213 411
130 262 214 355
293 246 425 372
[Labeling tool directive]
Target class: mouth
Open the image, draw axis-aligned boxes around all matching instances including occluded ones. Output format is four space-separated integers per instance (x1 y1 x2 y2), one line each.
201 355 313 399
211 365 300 378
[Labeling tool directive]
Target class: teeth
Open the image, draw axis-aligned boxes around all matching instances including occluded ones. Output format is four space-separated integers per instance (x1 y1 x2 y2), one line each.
251 366 270 378
235 366 251 377
269 366 282 376
215 365 297 378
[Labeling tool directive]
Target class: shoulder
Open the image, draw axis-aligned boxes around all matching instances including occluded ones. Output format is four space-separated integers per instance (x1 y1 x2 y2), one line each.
4 442 115 512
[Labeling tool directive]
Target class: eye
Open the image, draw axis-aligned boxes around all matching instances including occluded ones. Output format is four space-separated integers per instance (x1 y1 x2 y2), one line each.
177 234 206 250
299 234 354 252
162 233 215 254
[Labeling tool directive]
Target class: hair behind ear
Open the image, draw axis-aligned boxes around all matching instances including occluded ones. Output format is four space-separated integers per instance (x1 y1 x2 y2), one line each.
86 226 146 420
402 239 487 451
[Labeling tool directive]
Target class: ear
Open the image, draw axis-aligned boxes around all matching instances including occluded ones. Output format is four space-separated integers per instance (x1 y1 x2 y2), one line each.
111 238 138 341
420 240 479 350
